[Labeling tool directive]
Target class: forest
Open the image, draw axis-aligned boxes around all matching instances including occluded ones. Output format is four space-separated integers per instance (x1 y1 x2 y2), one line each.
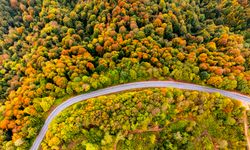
0 0 249 149
41 88 247 149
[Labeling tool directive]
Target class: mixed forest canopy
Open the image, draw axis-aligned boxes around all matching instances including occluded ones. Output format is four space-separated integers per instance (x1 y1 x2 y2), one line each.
0 0 249 149
42 88 246 149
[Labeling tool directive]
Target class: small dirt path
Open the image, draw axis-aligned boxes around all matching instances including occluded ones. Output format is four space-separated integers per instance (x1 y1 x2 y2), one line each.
114 127 162 150
244 111 250 150
243 103 250 150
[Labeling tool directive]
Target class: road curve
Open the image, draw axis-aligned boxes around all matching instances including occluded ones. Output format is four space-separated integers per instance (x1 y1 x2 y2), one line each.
30 81 250 150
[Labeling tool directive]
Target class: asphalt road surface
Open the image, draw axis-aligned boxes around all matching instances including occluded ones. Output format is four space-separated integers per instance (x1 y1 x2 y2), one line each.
30 81 250 150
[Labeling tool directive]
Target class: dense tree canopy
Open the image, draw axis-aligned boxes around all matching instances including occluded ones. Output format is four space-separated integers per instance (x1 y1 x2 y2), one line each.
42 88 246 149
0 0 249 149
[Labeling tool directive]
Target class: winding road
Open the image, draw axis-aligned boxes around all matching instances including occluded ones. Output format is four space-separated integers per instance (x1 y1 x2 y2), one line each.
30 81 250 150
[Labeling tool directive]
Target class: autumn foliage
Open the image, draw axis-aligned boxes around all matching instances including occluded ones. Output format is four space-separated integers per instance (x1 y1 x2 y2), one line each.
0 0 249 149
42 88 246 149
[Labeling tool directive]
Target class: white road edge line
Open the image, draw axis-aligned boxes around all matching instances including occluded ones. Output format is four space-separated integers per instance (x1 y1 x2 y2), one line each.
30 81 250 150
